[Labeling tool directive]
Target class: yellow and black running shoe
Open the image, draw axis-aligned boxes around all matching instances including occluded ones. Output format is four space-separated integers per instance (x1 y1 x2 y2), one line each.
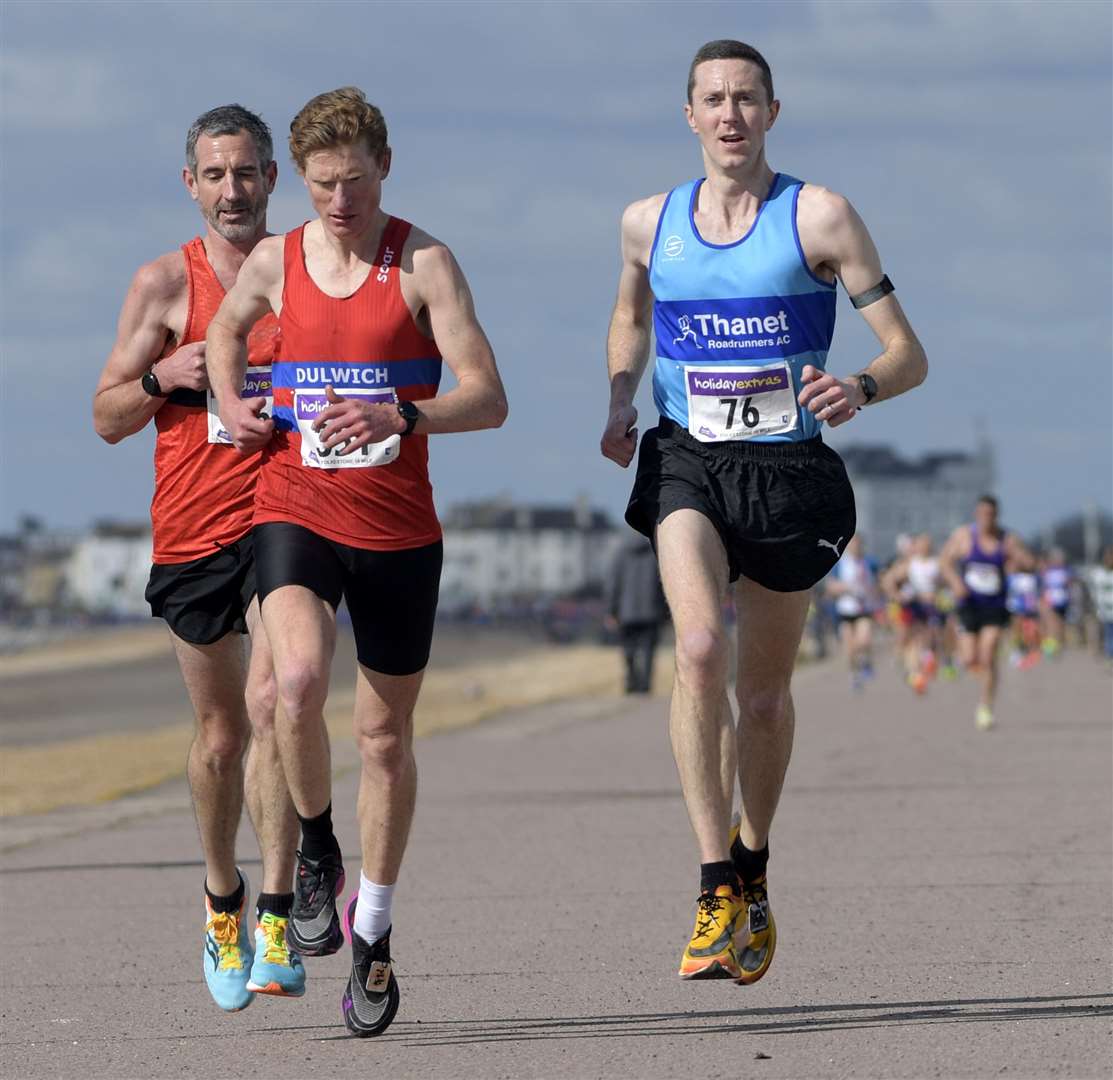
728 817 777 985
678 884 743 980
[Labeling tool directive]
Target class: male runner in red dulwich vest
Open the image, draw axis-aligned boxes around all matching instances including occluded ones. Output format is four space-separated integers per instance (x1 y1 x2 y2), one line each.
93 106 301 1013
206 87 508 1038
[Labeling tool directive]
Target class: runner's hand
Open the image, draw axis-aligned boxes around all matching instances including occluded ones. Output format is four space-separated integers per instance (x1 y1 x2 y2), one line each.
797 366 863 428
601 404 638 467
221 396 273 455
152 341 208 392
313 385 404 455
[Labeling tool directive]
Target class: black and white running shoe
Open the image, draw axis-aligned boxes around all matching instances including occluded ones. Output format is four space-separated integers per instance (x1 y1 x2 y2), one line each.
341 896 399 1038
288 850 345 956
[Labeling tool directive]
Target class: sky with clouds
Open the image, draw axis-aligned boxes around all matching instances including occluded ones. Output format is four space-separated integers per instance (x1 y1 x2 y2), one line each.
1 0 1110 542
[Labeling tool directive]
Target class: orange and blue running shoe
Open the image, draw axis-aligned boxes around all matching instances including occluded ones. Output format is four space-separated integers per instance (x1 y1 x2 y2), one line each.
203 870 253 1011
247 912 306 997
678 885 744 980
728 817 777 985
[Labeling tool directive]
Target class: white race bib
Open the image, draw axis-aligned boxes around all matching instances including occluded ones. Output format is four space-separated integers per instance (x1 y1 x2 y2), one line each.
207 366 273 444
294 388 400 470
684 362 798 442
964 562 1002 596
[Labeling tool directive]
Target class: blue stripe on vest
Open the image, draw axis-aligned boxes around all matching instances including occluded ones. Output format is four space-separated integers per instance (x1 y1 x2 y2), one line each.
654 292 835 363
272 358 442 392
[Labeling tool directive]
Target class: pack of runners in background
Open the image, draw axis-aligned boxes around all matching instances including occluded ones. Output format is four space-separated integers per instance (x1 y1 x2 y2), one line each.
817 499 1113 729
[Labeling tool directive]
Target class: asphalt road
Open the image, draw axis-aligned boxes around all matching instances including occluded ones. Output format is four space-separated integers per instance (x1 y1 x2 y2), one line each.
2 648 1110 1079
0 623 545 747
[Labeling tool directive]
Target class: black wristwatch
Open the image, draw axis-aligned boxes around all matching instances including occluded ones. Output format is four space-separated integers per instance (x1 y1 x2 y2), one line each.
856 372 878 405
397 399 419 436
141 368 169 397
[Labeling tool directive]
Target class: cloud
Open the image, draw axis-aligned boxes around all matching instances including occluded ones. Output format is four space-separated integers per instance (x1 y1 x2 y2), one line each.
0 53 129 129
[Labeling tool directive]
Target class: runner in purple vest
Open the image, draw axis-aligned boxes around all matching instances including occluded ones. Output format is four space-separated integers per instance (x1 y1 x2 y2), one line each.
940 495 1035 730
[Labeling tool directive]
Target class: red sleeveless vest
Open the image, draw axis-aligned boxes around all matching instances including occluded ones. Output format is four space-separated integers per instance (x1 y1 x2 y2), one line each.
255 218 443 550
150 237 279 563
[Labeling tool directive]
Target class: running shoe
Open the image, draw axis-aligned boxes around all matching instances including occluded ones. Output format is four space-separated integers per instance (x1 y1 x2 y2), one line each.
247 912 306 997
975 704 995 731
728 816 777 985
202 869 254 1012
908 671 929 695
288 850 345 956
678 885 744 980
342 896 400 1037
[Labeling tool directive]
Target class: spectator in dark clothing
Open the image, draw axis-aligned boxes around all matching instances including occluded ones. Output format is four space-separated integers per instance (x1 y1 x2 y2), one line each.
607 535 669 693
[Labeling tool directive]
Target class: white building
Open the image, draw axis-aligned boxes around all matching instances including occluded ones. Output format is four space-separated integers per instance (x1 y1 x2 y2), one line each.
840 441 995 561
440 499 624 611
65 524 152 617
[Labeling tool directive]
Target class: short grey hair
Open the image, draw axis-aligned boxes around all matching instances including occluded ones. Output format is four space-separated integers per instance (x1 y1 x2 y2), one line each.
185 104 273 175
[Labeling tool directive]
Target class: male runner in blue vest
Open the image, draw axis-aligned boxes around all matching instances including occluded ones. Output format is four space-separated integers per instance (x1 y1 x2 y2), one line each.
600 39 928 983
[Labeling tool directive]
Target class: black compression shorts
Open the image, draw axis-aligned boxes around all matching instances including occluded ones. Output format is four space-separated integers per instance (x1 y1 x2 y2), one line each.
253 522 442 676
625 417 856 592
957 603 1010 634
145 534 256 645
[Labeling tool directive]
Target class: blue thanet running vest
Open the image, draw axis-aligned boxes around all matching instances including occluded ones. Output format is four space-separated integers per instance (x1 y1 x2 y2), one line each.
649 173 837 442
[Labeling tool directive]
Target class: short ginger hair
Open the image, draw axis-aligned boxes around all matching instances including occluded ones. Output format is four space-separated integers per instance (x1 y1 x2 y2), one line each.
288 87 389 171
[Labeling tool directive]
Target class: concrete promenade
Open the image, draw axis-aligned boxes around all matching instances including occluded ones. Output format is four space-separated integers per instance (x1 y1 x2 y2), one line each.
2 647 1111 1078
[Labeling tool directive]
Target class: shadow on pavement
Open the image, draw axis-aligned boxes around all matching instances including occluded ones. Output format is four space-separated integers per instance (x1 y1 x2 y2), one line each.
385 993 1113 1047
3 858 262 874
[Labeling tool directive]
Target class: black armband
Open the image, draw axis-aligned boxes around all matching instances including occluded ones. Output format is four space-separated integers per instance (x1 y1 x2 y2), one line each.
849 274 895 309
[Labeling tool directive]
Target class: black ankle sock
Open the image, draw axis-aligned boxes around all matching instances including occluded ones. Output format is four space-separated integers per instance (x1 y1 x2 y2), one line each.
731 834 770 883
297 803 340 862
700 860 739 895
205 871 245 914
257 892 294 919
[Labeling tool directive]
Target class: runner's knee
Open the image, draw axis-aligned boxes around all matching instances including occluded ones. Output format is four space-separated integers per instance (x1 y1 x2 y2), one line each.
674 625 728 689
245 668 278 735
275 660 329 723
355 724 413 778
736 682 792 730
193 711 249 767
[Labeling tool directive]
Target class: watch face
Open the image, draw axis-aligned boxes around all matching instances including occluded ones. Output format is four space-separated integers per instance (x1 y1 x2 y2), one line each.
142 371 162 396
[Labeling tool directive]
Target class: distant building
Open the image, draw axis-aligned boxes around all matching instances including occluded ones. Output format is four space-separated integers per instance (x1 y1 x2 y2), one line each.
0 522 81 625
840 441 995 560
440 498 623 611
64 521 151 618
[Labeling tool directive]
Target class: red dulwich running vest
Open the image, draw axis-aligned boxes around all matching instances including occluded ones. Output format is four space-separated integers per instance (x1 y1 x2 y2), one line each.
255 218 443 550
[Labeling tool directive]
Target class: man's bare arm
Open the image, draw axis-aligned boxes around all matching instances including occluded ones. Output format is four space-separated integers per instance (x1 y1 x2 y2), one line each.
407 238 507 434
796 188 928 425
205 237 283 453
92 254 203 444
314 235 508 456
1005 532 1036 572
879 557 909 600
939 526 972 598
601 196 660 468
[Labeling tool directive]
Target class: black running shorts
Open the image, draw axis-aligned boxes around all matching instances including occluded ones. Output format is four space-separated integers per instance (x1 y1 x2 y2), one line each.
254 522 442 676
957 603 1010 634
625 417 857 592
145 534 256 645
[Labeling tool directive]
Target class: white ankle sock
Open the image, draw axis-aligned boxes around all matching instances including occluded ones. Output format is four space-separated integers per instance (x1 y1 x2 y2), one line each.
354 872 395 943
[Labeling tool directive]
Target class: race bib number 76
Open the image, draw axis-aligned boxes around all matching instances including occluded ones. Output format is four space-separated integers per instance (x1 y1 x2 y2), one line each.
684 362 798 442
